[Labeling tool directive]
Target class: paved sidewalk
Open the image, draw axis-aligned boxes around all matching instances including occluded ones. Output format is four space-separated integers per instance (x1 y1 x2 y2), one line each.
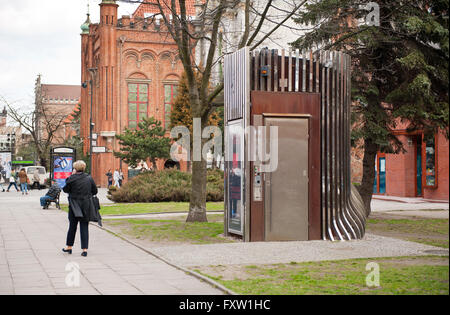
58 188 114 205
0 190 222 295
371 196 449 219
371 196 449 212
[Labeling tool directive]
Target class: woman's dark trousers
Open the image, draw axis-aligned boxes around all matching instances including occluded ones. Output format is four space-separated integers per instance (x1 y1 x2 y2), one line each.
66 210 89 249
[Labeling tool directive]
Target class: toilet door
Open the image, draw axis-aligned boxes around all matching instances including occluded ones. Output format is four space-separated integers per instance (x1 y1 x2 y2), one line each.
264 117 309 241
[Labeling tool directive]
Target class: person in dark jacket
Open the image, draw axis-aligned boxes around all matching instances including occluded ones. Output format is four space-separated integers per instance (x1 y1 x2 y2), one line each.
105 169 113 187
62 160 98 257
40 179 61 209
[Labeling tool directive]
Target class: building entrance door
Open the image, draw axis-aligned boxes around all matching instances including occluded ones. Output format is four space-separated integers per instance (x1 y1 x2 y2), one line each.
416 137 422 196
378 157 386 194
264 117 309 241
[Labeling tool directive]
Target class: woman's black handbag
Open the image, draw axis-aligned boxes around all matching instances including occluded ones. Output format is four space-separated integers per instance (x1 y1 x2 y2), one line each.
90 195 102 227
92 195 101 211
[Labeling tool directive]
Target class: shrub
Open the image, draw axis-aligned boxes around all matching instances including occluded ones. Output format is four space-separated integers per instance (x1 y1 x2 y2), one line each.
108 168 224 203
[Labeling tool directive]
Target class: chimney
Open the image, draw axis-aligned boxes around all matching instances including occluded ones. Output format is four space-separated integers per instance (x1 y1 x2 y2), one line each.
122 15 130 27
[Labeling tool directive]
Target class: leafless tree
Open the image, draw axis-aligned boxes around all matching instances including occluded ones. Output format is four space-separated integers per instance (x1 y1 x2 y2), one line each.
1 94 70 169
119 0 307 222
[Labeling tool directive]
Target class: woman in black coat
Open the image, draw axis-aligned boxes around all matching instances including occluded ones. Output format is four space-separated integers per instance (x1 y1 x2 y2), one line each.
62 160 98 257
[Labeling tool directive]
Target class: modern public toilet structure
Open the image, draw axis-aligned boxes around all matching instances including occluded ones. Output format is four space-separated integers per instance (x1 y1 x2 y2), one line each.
223 47 368 242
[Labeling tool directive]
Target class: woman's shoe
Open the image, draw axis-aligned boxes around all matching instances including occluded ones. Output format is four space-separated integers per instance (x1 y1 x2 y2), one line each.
81 252 88 257
62 248 72 254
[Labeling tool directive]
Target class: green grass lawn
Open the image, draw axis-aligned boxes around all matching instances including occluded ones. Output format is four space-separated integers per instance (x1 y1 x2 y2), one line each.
103 213 232 245
367 216 449 248
61 201 224 216
194 256 449 295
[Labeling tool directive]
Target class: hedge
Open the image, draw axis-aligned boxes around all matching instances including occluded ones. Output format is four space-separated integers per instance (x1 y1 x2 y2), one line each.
107 168 224 203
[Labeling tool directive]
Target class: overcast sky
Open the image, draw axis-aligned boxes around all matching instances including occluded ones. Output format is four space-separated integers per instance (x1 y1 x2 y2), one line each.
0 0 138 113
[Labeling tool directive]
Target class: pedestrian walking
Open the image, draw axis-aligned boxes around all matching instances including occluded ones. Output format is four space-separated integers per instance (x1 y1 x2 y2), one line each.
106 169 113 187
32 169 41 190
18 169 29 195
40 179 61 209
119 169 124 187
6 170 19 192
0 181 4 192
113 169 120 188
62 160 100 257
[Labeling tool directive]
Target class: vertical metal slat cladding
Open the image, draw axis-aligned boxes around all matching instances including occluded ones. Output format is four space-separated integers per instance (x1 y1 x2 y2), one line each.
337 52 354 239
325 51 334 240
302 50 306 92
341 55 359 239
267 49 272 92
288 49 292 92
281 49 286 92
274 50 278 92
239 48 367 242
320 51 327 239
331 51 343 240
295 49 300 92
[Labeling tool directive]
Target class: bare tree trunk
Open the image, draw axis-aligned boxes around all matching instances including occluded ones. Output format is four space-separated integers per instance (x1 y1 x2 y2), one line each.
40 157 48 169
357 138 378 215
187 159 208 222
187 112 209 222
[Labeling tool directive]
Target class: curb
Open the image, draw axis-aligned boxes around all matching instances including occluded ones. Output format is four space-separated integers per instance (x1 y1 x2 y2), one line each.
102 210 224 219
90 222 237 296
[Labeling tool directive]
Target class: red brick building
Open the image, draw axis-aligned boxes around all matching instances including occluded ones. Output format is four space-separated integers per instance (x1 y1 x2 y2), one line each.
80 0 193 187
371 124 449 201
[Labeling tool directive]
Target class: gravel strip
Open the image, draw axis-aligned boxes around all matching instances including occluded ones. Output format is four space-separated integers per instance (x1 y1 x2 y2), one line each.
148 233 449 267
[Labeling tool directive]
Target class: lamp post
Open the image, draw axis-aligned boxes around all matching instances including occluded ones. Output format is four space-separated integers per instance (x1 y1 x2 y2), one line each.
82 67 98 175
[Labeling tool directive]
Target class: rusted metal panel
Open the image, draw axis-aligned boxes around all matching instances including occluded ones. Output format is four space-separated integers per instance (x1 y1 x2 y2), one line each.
251 91 322 240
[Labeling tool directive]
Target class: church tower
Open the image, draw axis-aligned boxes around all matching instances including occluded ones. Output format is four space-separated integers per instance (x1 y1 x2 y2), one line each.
98 0 118 128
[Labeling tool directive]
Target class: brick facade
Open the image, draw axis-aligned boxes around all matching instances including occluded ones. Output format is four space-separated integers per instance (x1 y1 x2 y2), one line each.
423 132 449 200
80 0 189 187
353 130 449 201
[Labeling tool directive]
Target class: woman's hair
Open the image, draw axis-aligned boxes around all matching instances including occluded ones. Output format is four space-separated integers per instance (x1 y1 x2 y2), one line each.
73 160 87 172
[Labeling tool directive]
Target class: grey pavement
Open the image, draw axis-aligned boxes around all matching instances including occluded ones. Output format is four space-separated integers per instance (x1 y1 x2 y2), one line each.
0 189 223 295
61 187 113 205
371 196 449 211
371 196 449 219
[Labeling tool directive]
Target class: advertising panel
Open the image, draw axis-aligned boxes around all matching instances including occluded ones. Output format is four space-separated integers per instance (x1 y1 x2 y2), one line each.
53 156 73 188
227 120 244 235
0 152 12 183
